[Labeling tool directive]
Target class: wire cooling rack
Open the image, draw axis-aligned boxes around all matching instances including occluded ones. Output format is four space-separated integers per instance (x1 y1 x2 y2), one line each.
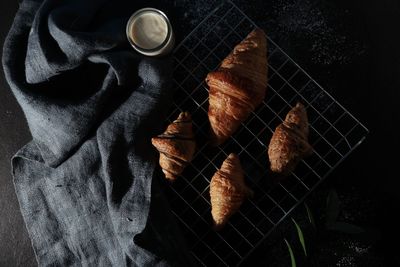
164 1 369 266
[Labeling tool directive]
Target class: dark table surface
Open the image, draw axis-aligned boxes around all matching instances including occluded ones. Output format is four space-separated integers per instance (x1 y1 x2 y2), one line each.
1 0 399 266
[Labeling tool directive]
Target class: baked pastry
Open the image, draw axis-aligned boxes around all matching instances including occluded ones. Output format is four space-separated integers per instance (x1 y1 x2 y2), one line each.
268 103 312 175
210 153 253 230
151 112 196 181
206 28 268 145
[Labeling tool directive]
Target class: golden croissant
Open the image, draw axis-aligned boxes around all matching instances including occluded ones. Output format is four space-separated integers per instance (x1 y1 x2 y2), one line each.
210 153 253 230
206 28 268 145
268 103 312 175
151 112 196 181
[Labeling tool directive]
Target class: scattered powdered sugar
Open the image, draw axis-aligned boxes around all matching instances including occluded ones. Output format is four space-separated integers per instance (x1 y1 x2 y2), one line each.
271 0 366 66
336 240 371 266
336 256 356 267
174 0 218 32
339 186 376 223
175 0 366 66
348 242 370 254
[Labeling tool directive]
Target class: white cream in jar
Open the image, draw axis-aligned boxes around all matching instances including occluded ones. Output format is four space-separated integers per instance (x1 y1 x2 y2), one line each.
126 8 174 56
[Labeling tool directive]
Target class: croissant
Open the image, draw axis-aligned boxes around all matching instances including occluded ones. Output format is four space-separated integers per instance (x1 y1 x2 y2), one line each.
151 112 196 181
268 103 312 175
206 28 268 145
210 153 253 230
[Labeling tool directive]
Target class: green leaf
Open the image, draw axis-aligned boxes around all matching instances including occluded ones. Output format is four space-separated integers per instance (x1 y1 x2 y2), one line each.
326 189 340 226
326 222 365 234
284 239 297 267
292 218 307 256
304 202 316 229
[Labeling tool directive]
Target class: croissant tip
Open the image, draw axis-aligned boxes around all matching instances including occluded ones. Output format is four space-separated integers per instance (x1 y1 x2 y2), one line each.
177 111 192 121
151 137 161 148
225 153 240 165
252 28 266 35
151 137 157 146
295 102 305 109
227 153 238 160
163 171 178 182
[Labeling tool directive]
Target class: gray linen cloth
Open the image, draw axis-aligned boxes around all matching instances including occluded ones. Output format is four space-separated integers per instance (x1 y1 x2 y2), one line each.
2 0 192 266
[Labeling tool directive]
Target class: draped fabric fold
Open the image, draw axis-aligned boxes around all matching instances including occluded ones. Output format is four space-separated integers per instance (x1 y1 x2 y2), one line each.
2 0 191 266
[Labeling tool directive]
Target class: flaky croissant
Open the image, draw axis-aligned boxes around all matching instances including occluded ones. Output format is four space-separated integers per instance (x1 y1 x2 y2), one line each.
206 28 268 145
210 153 253 230
151 112 196 181
268 103 312 175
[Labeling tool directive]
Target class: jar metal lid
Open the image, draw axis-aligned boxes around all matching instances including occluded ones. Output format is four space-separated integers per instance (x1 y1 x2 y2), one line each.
126 8 174 56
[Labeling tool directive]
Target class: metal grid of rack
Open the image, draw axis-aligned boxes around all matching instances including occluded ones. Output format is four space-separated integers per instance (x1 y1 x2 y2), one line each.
164 1 369 266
